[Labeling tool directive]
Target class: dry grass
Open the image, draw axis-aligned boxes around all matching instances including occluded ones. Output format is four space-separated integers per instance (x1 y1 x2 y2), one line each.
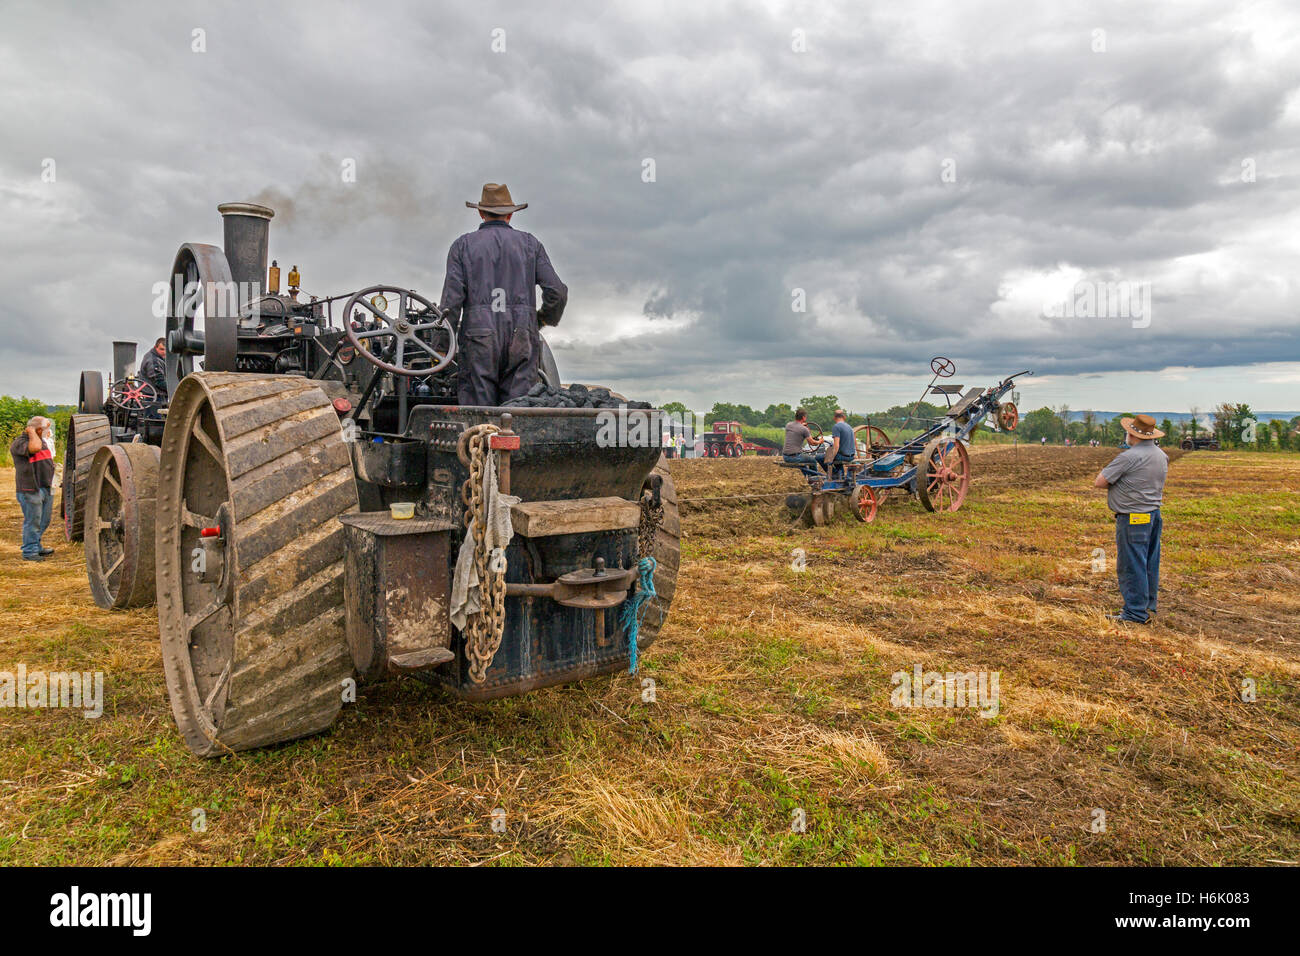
0 447 1297 866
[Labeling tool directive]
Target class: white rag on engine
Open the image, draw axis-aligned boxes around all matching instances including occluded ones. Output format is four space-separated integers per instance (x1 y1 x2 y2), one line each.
450 448 520 631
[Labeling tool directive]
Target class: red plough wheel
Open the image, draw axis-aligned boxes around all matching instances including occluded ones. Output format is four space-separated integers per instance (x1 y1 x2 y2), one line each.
918 437 970 513
851 484 879 522
853 424 892 457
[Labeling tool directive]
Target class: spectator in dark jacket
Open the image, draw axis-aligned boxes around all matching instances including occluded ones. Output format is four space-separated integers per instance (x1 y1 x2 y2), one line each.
11 416 55 561
139 337 168 400
440 184 567 407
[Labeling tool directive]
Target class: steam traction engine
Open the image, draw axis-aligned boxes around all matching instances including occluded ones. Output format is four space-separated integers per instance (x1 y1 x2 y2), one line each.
61 341 163 547
71 202 680 756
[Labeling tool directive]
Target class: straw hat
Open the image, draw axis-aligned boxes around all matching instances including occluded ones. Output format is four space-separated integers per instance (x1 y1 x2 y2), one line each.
1120 413 1165 441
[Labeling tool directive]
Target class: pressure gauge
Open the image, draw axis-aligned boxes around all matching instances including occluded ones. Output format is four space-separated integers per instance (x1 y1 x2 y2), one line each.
371 293 388 312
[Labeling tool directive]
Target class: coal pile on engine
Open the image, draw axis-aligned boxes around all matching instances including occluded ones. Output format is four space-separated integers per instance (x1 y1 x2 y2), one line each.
505 382 652 409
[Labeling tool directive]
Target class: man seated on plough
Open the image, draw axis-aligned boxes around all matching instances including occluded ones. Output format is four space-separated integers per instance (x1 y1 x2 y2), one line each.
782 408 827 471
823 409 858 479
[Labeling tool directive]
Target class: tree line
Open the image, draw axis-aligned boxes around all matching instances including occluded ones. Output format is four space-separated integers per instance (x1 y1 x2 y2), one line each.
657 395 1300 450
0 396 73 465
660 395 950 433
1009 403 1299 449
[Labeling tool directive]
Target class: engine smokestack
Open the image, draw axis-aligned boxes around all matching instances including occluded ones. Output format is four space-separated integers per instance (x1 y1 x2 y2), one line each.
217 202 274 296
112 340 137 382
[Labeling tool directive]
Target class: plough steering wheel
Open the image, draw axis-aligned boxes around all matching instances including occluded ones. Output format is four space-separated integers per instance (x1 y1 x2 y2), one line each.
807 422 825 442
931 356 956 378
343 285 457 377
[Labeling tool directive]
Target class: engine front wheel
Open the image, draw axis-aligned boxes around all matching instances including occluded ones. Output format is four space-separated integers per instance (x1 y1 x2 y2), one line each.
85 443 160 609
61 412 111 541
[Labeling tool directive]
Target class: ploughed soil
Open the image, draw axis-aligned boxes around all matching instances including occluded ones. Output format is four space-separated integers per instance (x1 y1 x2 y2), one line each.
674 444 1184 536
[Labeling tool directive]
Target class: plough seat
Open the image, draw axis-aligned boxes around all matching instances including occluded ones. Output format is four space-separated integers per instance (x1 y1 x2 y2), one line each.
947 387 984 418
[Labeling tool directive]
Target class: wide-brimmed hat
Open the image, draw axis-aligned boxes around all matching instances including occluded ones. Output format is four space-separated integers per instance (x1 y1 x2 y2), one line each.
1120 413 1164 441
466 183 527 214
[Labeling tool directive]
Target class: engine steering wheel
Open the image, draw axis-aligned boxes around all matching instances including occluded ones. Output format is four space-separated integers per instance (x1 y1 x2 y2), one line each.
109 378 158 410
343 285 456 377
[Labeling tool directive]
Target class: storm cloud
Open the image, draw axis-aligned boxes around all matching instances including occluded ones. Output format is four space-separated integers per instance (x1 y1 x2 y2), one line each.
1 0 1297 411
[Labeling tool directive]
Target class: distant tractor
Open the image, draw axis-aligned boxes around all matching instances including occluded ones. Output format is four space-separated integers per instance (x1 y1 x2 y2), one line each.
69 201 680 757
700 421 779 457
1180 435 1220 451
702 421 744 457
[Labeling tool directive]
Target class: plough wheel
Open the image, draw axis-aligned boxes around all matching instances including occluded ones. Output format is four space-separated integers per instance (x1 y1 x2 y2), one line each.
633 454 680 649
155 372 359 757
998 402 1019 431
85 443 160 609
853 424 892 456
851 484 879 522
61 412 111 541
810 494 829 526
918 437 970 513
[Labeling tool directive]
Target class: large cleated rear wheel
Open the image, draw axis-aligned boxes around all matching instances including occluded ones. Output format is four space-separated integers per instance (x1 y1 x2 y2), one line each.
155 372 359 757
633 454 680 649
85 443 160 609
61 412 112 541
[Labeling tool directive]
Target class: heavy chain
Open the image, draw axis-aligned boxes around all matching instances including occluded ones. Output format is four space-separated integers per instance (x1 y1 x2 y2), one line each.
460 424 506 683
638 489 664 559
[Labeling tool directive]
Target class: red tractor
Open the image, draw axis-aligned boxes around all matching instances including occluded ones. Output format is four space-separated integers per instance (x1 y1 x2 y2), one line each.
702 421 746 457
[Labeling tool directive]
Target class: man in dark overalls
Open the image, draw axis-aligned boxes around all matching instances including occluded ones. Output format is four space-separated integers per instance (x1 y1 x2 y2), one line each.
439 184 568 407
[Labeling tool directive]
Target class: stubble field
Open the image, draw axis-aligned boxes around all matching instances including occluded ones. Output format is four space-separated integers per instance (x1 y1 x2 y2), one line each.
1 446 1297 865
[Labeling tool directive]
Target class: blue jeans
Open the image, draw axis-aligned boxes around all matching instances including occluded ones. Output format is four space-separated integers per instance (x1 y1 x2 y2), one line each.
1115 509 1161 622
17 487 53 558
827 455 855 479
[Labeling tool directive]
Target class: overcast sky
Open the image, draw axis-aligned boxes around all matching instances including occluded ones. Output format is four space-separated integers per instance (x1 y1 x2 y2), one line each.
2 0 1297 414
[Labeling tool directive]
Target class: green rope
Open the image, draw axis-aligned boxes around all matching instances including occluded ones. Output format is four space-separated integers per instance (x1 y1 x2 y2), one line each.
621 556 657 674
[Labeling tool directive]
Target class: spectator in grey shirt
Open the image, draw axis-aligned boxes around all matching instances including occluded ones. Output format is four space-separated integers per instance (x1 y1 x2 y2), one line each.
1093 414 1169 623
